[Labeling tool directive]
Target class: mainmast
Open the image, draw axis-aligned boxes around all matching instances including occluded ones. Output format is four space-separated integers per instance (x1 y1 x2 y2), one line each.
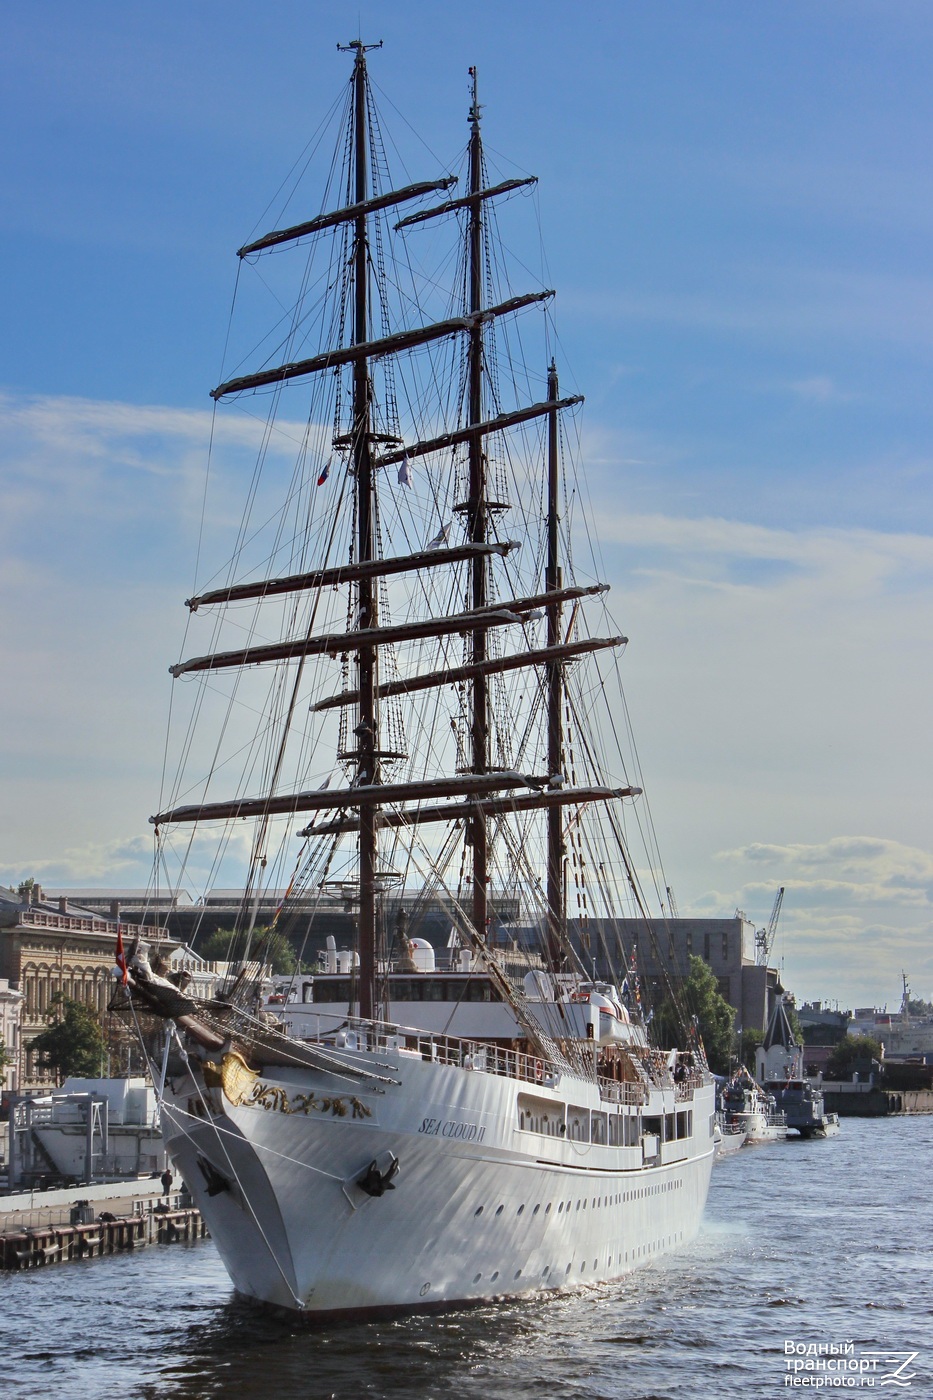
466 66 489 943
545 359 565 973
344 38 381 1021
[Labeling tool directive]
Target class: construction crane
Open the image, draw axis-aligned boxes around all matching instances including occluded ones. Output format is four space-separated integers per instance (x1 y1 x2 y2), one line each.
665 886 679 918
755 886 785 967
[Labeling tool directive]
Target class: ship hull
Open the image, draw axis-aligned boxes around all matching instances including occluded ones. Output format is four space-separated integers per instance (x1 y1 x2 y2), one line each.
162 1043 715 1317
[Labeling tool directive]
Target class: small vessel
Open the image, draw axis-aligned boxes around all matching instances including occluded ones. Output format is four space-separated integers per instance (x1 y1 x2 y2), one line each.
756 997 841 1138
119 42 716 1320
713 1119 747 1157
721 1069 788 1144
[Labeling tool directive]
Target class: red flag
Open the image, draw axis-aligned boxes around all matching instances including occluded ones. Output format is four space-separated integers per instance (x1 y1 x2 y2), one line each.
115 926 128 986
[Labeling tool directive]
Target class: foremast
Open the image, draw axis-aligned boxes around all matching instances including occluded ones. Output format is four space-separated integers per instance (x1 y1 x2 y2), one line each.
345 39 381 1021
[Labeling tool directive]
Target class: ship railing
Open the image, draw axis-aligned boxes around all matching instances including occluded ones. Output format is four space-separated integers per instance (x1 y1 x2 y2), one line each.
674 1071 706 1101
395 1030 553 1088
596 1079 648 1107
301 1015 562 1090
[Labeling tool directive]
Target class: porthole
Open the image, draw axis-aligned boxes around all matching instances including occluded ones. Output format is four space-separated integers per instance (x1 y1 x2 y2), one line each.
558 1202 563 1213
565 1263 572 1275
545 1203 551 1214
474 1206 484 1217
490 1270 499 1282
514 1269 522 1279
473 1273 482 1283
495 1204 504 1216
517 1204 524 1216
533 1204 540 1216
420 1282 431 1296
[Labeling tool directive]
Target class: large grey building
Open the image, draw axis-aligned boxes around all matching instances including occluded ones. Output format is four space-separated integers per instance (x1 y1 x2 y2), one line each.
565 915 782 1034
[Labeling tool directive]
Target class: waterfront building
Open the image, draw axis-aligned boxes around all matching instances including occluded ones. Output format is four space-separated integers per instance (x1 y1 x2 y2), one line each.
0 976 24 1095
0 882 210 1090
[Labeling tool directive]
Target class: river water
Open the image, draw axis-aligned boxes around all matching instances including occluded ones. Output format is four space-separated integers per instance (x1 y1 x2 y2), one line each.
1 1116 929 1400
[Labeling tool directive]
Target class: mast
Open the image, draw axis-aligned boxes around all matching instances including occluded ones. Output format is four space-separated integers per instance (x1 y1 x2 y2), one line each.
344 38 381 1021
545 359 565 974
467 66 489 944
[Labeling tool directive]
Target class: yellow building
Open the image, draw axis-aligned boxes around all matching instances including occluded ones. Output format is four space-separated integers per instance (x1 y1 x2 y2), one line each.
0 883 173 1090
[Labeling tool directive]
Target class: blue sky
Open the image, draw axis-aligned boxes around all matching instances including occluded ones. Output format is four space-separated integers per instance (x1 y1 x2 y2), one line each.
1 2 931 1009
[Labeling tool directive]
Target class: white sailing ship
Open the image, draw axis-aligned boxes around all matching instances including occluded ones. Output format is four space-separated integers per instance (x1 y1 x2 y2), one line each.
121 42 716 1319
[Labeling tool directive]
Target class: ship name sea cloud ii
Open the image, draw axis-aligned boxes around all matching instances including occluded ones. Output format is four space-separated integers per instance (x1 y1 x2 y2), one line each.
117 41 716 1319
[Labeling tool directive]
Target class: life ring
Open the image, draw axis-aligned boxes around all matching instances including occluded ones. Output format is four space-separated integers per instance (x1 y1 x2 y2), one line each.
534 1059 544 1083
570 989 590 1004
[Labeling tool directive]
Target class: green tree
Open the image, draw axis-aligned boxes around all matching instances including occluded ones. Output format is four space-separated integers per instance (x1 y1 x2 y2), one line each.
199 926 297 976
826 1034 883 1080
655 956 737 1075
29 994 106 1084
0 1036 12 1072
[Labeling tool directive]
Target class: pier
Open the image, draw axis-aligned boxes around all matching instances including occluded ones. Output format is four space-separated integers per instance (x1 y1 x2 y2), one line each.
0 1179 208 1271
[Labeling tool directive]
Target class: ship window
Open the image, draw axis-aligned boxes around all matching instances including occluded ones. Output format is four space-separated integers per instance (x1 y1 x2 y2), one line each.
664 1113 675 1141
474 1206 484 1217
590 1112 607 1145
533 1204 540 1215
517 1204 524 1215
490 1271 499 1282
517 1094 563 1137
495 1205 504 1216
473 1273 482 1283
463 979 493 1002
313 979 353 1004
567 1106 589 1142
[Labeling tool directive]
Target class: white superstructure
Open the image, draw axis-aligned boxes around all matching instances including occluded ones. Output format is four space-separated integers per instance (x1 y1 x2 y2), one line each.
161 1016 714 1316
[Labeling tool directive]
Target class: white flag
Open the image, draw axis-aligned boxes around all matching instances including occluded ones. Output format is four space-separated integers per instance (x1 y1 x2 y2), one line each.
425 520 452 549
397 454 413 487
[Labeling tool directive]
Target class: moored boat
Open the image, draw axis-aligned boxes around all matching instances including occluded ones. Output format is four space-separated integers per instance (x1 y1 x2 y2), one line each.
117 41 716 1319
